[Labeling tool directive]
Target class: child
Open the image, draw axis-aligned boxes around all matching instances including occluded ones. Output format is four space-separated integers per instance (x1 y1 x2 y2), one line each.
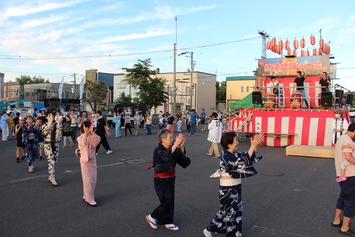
336 142 355 182
35 117 45 160
176 118 182 133
15 117 26 163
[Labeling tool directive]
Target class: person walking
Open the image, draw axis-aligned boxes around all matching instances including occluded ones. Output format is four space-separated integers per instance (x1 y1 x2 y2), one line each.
112 112 121 137
200 109 207 131
62 115 74 148
22 116 41 173
332 123 355 235
145 111 152 135
7 112 15 140
207 112 222 159
95 111 112 155
76 121 101 206
146 130 191 231
123 113 132 136
15 117 26 163
1 112 9 141
42 112 62 186
69 110 78 143
189 109 197 136
134 112 141 135
200 131 264 237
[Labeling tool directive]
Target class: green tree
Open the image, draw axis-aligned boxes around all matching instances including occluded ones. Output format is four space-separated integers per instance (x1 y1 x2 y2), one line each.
15 75 49 83
123 59 168 109
216 81 226 102
84 80 108 111
114 91 132 104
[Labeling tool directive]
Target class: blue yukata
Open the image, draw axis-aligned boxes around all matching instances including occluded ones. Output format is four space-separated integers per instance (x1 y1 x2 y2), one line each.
22 124 40 166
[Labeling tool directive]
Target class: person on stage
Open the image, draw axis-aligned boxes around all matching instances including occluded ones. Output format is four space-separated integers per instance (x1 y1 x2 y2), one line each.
76 121 101 206
271 77 279 96
294 71 309 108
200 131 264 237
319 71 331 92
146 130 191 231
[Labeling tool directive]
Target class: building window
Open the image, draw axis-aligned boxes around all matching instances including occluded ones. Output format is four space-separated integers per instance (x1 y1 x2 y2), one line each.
241 86 244 93
117 83 126 89
246 86 249 92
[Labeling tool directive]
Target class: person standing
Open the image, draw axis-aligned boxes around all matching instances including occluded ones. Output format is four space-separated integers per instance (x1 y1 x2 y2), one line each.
165 117 175 137
62 115 74 148
332 110 349 144
146 130 190 231
200 131 264 237
1 112 9 141
145 111 152 135
134 112 141 135
319 72 331 92
271 77 279 96
200 109 206 131
294 71 309 108
13 112 20 127
95 111 112 155
22 116 40 173
69 110 78 143
32 108 39 118
77 121 101 206
42 112 62 186
124 113 132 136
332 123 355 235
112 112 121 137
35 117 45 160
15 117 26 163
189 109 197 136
207 112 222 159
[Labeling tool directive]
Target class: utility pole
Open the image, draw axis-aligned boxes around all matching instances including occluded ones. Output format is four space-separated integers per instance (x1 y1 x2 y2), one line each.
173 43 177 114
190 52 194 109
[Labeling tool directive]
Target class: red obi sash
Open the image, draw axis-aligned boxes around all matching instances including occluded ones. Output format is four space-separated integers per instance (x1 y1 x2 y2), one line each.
154 169 176 178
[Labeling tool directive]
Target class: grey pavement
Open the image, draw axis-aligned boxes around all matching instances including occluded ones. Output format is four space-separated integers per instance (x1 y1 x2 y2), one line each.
0 125 346 237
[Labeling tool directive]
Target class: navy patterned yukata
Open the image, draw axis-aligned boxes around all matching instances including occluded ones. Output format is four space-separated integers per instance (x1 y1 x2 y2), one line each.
206 150 262 237
150 143 191 225
22 124 40 166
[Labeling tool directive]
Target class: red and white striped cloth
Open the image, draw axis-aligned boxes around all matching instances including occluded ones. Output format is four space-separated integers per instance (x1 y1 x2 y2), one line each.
229 110 348 147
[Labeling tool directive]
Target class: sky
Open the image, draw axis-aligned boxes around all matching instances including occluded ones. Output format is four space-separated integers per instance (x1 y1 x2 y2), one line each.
1 0 355 90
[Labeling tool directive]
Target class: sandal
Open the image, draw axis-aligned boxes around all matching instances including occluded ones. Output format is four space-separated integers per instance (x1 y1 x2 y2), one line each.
48 176 58 187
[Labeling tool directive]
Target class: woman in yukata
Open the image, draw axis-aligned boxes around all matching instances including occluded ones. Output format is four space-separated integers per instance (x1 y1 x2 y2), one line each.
76 121 101 206
112 112 121 137
200 131 265 237
22 116 41 173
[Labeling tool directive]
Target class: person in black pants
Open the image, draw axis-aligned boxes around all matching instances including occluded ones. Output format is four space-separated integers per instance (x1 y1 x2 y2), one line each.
94 111 112 155
124 113 132 136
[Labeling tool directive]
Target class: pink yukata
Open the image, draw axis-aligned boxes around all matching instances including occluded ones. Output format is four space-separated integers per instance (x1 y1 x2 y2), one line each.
77 133 101 203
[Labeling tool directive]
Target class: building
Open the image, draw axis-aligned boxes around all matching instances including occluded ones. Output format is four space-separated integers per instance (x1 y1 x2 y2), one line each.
113 71 216 116
226 76 256 110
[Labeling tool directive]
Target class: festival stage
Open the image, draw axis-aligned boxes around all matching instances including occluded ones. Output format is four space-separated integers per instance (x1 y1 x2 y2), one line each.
229 108 338 149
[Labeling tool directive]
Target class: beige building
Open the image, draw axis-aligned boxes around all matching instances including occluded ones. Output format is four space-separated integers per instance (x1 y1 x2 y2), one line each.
226 76 256 110
113 71 217 116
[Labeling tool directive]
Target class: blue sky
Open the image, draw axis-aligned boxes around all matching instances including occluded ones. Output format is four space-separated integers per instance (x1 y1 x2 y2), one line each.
1 0 355 90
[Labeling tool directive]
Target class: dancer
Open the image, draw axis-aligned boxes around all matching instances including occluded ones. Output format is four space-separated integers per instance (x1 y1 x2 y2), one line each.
22 116 41 173
0 112 9 141
62 115 74 148
35 117 45 160
76 121 100 206
124 113 132 136
200 131 264 237
7 112 15 140
15 117 26 163
332 110 349 144
42 112 62 186
165 116 175 137
207 112 222 159
146 130 191 231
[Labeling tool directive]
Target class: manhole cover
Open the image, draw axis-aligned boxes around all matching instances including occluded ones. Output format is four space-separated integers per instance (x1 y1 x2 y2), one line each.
125 160 146 165
261 171 284 176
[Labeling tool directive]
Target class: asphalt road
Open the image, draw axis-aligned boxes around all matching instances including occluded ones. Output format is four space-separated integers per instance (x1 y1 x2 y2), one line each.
0 125 345 237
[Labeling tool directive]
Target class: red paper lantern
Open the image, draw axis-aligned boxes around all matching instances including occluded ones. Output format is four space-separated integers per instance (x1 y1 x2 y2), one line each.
279 39 284 50
287 48 291 55
301 50 305 56
300 37 305 48
285 39 290 50
312 48 317 55
318 48 322 55
321 39 325 51
310 35 316 45
272 37 277 47
294 39 298 49
266 41 271 50
293 49 297 56
306 50 310 56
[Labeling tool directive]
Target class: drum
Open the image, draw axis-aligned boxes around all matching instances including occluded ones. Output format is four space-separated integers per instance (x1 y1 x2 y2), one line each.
291 92 303 108
264 93 277 103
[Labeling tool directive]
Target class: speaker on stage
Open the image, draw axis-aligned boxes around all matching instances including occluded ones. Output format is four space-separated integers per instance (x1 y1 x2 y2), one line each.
252 91 262 104
346 94 354 105
321 91 332 106
335 90 344 104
